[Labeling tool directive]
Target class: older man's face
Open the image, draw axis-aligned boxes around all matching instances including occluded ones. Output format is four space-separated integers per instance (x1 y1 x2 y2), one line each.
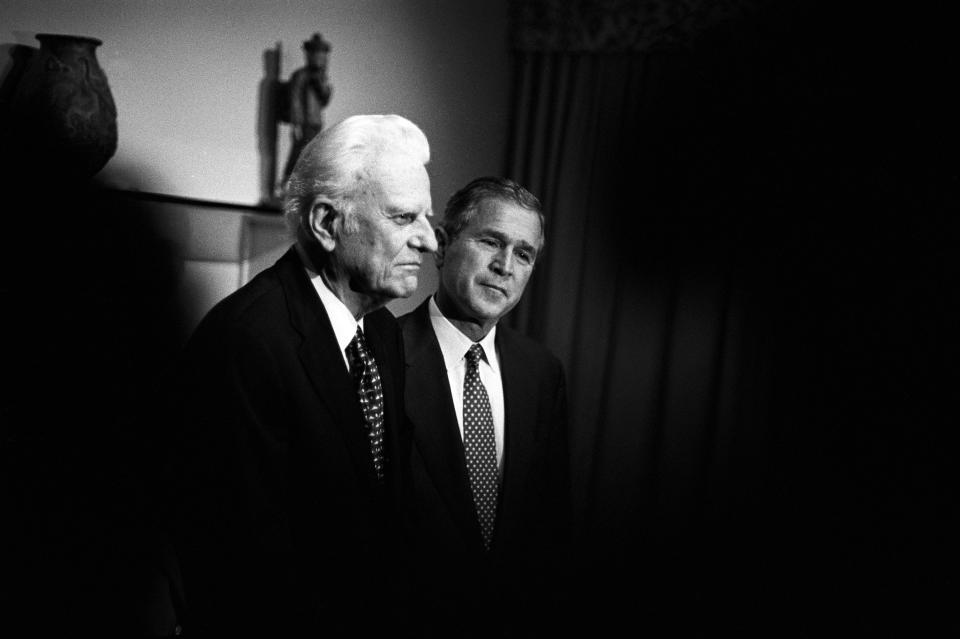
336 154 436 302
437 198 542 331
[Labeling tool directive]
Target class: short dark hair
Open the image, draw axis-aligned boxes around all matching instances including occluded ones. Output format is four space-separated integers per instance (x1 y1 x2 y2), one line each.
441 176 545 250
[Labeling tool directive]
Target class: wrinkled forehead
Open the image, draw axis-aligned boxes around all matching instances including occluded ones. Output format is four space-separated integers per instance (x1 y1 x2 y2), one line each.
467 198 544 249
361 152 432 210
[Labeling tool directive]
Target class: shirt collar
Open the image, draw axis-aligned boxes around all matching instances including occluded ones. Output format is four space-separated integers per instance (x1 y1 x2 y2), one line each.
300 249 363 354
428 295 498 372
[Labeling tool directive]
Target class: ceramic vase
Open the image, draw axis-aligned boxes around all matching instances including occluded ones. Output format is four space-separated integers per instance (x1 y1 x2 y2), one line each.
10 34 118 178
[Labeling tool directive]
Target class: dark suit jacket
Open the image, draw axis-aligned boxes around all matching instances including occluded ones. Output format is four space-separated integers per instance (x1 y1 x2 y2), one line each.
165 247 411 637
399 299 571 638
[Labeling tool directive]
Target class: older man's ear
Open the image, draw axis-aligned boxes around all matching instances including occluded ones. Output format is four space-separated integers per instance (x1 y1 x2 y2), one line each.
308 197 340 252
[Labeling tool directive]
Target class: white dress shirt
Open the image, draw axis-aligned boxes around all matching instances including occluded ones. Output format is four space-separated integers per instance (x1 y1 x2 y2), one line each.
301 250 362 371
428 296 505 469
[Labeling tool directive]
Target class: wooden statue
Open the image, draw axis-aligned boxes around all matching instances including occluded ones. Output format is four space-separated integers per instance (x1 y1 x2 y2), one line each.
281 33 332 183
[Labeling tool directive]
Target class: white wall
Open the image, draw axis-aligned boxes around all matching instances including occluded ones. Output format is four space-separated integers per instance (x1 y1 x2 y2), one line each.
1 0 510 317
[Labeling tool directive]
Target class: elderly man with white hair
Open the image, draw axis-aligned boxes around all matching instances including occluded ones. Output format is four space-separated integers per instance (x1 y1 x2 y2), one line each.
168 114 436 637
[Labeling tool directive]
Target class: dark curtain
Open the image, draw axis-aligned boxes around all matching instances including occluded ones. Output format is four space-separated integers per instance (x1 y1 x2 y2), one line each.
505 1 957 634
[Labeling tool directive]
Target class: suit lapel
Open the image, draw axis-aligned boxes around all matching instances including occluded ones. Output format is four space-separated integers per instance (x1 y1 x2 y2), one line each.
276 248 375 488
494 328 538 549
404 301 483 544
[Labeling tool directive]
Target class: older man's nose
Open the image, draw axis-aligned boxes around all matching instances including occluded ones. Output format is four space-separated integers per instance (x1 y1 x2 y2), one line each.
411 216 438 253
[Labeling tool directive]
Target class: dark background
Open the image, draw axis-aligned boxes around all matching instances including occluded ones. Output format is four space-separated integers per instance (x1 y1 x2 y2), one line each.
3 1 957 636
567 2 958 635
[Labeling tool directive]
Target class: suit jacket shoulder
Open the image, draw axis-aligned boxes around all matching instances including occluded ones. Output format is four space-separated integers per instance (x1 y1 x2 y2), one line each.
398 298 570 553
168 247 410 634
495 323 564 386
397 297 572 635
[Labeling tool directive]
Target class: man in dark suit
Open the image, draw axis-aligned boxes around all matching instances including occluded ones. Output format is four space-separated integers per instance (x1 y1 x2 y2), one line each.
399 177 571 637
166 114 437 637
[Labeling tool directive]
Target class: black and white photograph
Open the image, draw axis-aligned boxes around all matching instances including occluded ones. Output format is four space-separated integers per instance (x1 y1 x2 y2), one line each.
2 1 956 636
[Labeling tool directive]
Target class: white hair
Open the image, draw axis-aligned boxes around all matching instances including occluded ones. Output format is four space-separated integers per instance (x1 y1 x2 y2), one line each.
283 114 430 237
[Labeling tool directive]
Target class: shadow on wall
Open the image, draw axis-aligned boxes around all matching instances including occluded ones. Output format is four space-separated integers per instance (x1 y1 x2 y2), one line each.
1 36 188 635
1 157 189 635
257 43 282 206
0 42 32 104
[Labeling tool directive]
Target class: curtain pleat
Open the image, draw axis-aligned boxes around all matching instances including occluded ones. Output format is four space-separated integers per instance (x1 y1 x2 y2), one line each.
505 52 761 538
503 2 957 634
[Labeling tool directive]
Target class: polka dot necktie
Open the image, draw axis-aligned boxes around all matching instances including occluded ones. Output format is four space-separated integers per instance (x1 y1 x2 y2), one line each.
463 343 498 551
346 326 385 483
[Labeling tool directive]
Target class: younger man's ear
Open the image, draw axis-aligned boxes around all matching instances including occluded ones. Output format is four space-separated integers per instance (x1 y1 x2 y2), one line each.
434 227 448 268
308 197 339 252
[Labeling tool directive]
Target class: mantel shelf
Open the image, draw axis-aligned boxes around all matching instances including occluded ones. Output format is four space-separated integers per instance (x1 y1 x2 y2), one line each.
106 188 283 215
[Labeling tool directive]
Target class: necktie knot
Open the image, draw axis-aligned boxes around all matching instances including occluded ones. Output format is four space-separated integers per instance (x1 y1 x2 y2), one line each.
465 343 484 370
347 327 370 372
